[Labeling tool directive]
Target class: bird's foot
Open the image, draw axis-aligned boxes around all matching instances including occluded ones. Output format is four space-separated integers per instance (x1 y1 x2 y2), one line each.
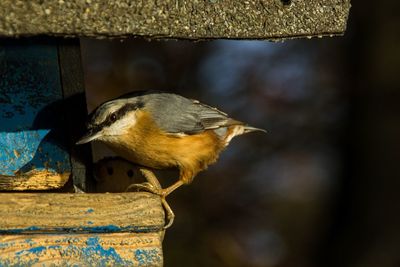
125 182 171 197
125 182 158 194
126 168 185 229
125 182 175 229
160 198 175 229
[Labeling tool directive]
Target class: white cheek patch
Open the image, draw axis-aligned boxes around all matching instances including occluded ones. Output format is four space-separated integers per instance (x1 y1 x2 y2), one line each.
224 125 245 146
213 125 247 147
104 112 137 137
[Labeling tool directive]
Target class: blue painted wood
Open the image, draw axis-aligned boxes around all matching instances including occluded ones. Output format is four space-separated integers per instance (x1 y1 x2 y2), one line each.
0 40 71 178
0 193 164 266
0 192 165 234
0 224 161 235
0 233 163 266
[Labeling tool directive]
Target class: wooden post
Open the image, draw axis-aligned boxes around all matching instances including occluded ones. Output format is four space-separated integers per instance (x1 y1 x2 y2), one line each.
58 38 96 192
0 1 351 265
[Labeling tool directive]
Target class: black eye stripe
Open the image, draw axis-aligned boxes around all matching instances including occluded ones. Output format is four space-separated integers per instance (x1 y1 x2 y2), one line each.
110 114 117 122
111 102 143 121
89 101 144 131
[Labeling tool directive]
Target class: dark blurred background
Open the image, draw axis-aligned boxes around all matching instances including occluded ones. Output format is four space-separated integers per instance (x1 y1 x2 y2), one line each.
80 0 400 266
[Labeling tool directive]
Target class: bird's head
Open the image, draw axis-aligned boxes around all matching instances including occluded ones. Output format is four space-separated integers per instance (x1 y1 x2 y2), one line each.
76 97 145 145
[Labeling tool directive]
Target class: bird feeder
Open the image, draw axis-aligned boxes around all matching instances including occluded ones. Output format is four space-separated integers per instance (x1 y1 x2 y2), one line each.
0 0 351 265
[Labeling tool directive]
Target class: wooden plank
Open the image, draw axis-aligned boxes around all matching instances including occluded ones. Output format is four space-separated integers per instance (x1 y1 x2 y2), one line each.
0 192 164 233
0 39 71 190
0 0 351 40
0 171 70 191
0 233 163 266
58 38 95 192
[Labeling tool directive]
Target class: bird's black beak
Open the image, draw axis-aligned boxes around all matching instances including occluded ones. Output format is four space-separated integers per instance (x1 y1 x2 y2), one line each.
76 128 102 145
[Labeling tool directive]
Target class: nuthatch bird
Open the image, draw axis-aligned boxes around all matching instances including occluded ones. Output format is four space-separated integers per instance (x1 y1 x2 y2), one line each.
77 90 266 227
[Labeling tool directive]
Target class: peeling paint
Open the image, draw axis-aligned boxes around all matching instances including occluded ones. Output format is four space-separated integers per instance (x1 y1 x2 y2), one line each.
15 245 49 256
0 130 70 175
86 208 95 213
0 233 163 266
135 249 162 266
0 225 160 234
83 236 134 265
0 42 71 190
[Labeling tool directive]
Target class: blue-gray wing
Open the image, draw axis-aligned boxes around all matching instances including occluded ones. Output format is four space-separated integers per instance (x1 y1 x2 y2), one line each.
143 92 240 134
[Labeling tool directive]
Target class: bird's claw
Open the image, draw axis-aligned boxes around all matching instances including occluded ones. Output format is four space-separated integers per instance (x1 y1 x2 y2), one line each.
161 198 175 229
125 182 158 194
125 182 174 229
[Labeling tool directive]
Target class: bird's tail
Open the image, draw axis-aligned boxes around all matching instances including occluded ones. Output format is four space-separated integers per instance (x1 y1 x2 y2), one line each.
243 125 267 134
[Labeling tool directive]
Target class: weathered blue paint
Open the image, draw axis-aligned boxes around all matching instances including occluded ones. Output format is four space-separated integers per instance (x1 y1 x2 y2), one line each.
82 236 134 265
4 239 131 266
135 249 162 266
0 226 41 234
0 224 161 234
0 241 15 249
0 257 40 267
0 41 71 177
0 130 69 175
15 245 53 256
86 208 95 213
0 234 163 266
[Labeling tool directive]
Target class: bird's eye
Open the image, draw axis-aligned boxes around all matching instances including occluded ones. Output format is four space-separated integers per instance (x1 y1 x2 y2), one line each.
110 114 117 122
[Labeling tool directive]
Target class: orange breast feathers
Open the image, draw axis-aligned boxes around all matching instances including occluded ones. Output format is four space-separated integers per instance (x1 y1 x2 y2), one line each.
105 111 225 183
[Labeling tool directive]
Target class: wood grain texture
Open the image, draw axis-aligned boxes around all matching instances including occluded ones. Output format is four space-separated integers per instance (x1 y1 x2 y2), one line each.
0 192 164 233
0 0 351 40
0 171 70 191
0 232 163 266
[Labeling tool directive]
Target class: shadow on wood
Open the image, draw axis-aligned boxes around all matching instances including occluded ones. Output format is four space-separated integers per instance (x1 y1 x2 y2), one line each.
0 38 93 192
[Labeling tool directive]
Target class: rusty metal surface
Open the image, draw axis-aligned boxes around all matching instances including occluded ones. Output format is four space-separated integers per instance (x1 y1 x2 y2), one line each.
0 0 351 40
